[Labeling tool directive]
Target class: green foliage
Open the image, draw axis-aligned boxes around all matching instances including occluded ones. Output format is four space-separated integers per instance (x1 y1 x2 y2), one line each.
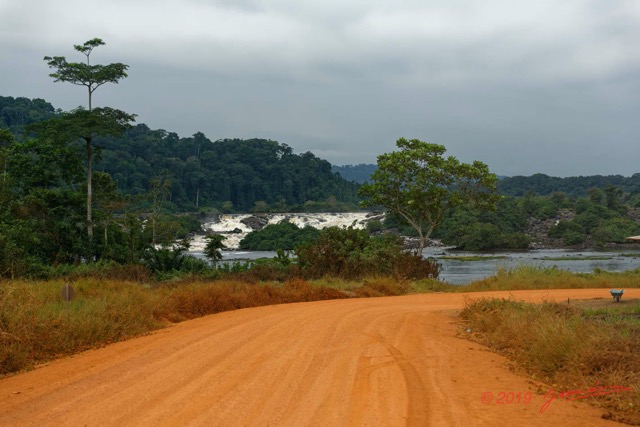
44 38 129 110
142 240 209 276
360 138 498 253
29 107 136 143
97 131 360 211
522 192 559 219
546 199 637 246
7 135 84 191
0 96 56 133
548 220 583 238
573 206 616 233
498 173 640 198
438 196 531 250
296 226 440 280
0 94 361 276
204 234 227 262
43 38 135 242
562 230 586 246
444 222 530 251
592 218 640 244
366 220 383 232
239 222 319 250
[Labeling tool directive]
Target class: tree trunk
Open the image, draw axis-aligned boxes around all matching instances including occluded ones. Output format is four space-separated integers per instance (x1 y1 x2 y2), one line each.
87 80 93 243
86 137 93 242
416 231 425 256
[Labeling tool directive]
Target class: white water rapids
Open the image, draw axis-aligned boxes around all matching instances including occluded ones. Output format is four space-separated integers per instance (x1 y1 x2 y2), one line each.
189 212 383 250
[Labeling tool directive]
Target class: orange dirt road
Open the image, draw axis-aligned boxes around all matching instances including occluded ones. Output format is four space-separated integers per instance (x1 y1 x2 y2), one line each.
0 288 635 426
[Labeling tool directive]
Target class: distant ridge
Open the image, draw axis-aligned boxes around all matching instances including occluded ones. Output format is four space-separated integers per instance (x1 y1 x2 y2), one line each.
498 173 640 197
332 164 377 184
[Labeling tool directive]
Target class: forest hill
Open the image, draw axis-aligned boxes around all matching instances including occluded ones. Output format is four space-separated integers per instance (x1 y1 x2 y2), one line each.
2 94 640 278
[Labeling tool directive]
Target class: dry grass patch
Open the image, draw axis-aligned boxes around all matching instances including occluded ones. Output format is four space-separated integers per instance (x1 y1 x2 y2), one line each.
461 297 640 425
460 266 640 292
0 277 357 376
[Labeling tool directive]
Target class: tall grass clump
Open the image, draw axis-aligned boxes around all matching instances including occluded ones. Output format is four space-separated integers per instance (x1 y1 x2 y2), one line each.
461 265 640 292
0 279 164 376
461 297 640 425
156 278 348 323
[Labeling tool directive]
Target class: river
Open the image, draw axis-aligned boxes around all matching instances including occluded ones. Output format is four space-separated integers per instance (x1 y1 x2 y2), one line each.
188 212 640 284
421 247 640 284
191 247 640 285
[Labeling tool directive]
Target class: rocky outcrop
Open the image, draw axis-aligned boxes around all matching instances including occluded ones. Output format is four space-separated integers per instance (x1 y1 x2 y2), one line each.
524 209 575 249
240 214 270 230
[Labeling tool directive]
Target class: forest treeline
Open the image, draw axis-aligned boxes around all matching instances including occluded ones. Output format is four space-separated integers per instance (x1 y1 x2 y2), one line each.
2 94 640 278
498 173 640 197
0 95 358 277
0 96 58 131
4 95 639 208
332 162 640 198
1 96 360 213
96 126 360 212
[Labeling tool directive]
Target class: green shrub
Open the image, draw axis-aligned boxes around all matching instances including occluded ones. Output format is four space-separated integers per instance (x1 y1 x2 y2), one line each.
240 222 319 250
592 217 640 244
444 222 530 250
296 226 439 280
563 230 586 246
366 220 383 232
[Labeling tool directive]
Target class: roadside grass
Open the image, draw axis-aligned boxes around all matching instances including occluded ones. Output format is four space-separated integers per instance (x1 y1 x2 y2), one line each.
461 297 640 425
1 274 451 376
458 266 640 292
0 277 356 376
2 264 639 390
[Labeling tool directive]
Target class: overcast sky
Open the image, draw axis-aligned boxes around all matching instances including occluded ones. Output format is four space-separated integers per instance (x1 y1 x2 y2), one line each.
1 0 639 177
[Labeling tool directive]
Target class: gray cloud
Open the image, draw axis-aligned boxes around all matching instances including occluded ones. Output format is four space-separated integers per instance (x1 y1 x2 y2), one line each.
1 0 639 176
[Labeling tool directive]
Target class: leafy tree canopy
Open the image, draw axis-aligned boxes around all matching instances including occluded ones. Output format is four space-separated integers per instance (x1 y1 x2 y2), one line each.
44 38 128 111
43 38 133 243
360 138 499 253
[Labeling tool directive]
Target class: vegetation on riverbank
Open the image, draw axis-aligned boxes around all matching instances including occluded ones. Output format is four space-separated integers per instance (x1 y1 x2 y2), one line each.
461 297 640 425
460 266 640 292
5 91 640 280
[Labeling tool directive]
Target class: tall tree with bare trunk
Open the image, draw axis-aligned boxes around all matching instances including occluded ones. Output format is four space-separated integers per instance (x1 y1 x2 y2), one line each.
44 38 131 242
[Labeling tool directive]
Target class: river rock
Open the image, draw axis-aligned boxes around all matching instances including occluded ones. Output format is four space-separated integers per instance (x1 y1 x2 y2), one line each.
240 215 269 230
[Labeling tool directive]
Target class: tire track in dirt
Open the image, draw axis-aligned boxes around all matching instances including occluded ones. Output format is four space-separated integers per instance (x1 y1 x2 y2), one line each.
0 289 633 426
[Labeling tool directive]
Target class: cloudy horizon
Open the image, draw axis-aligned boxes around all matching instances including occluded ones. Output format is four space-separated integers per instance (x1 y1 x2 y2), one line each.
1 0 639 177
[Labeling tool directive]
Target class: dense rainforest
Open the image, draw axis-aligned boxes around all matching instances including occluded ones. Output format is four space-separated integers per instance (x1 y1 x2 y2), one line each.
96 126 360 212
0 96 58 131
0 95 358 276
498 173 640 197
1 96 360 213
2 94 640 277
332 162 640 198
